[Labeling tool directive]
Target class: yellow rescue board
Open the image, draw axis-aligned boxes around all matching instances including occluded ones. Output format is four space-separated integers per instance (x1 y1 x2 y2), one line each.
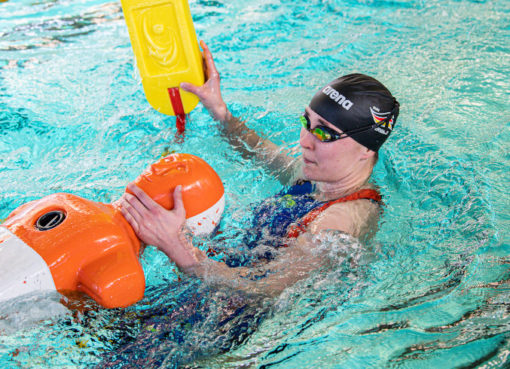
121 0 204 115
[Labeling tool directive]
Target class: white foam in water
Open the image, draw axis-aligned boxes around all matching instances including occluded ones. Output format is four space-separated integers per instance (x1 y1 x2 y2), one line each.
0 291 70 336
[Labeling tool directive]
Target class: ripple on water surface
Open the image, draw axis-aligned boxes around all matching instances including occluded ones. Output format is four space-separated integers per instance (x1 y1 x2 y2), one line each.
0 0 509 368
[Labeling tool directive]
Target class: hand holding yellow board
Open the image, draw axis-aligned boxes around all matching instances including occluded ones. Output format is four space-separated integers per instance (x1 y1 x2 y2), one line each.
121 0 204 132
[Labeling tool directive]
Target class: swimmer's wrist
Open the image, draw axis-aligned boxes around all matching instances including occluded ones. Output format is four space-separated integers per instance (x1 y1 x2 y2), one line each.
220 109 246 133
179 258 206 276
180 258 234 287
213 102 229 122
175 254 200 270
157 228 204 270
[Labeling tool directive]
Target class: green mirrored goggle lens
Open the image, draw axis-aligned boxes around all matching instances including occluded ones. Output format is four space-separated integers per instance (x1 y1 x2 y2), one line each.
299 115 337 142
300 115 308 129
312 127 331 141
300 114 379 143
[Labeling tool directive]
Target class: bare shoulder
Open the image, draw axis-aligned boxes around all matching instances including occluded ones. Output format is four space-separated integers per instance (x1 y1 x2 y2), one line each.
308 196 380 239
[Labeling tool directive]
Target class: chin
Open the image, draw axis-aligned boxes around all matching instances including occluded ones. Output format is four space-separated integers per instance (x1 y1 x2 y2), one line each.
303 167 339 183
302 167 320 182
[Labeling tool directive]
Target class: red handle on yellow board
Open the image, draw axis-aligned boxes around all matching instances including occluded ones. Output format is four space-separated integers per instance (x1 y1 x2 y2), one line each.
121 0 204 133
168 87 186 134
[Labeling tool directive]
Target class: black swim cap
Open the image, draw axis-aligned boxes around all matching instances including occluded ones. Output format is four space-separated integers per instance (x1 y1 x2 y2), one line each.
309 73 400 152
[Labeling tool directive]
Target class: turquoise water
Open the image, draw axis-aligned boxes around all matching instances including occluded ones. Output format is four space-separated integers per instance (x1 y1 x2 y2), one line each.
1 0 509 367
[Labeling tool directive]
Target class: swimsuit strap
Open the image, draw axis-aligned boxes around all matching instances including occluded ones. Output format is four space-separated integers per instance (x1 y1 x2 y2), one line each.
286 188 382 238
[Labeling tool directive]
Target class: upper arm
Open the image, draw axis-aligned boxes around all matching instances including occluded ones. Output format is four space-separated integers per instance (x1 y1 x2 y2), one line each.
308 202 356 236
308 200 380 239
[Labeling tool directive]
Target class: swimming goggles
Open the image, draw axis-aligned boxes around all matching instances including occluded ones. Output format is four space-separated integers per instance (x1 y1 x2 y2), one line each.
300 115 376 143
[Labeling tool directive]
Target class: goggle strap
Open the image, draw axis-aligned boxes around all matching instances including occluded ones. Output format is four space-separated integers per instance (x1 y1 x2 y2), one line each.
342 123 377 137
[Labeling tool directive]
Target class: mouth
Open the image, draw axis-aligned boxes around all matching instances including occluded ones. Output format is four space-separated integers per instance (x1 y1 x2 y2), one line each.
303 157 315 165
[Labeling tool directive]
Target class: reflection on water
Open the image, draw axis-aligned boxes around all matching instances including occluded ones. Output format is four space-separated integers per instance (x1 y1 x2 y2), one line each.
0 2 122 52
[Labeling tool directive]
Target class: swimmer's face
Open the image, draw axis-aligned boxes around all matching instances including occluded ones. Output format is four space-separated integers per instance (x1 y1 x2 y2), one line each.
299 107 375 183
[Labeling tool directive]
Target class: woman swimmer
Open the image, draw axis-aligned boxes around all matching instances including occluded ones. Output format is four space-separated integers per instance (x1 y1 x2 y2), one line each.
119 41 400 297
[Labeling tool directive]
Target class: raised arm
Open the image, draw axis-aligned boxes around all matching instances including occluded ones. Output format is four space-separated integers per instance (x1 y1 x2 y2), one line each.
181 41 297 185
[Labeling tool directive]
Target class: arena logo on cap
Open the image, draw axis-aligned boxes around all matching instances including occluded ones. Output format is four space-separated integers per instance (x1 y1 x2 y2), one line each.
322 86 353 110
370 106 394 134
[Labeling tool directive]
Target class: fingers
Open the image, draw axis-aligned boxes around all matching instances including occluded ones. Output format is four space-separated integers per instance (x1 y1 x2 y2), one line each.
119 195 143 234
122 183 186 221
200 40 219 80
180 81 201 96
120 209 139 234
118 183 191 252
126 183 160 212
172 185 186 218
121 192 147 218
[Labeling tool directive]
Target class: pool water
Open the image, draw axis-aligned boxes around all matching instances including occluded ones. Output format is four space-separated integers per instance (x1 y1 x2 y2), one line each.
1 0 509 367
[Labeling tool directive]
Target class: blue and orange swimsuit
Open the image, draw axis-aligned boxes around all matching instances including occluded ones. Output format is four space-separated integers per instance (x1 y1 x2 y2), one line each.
251 180 380 240
225 180 381 267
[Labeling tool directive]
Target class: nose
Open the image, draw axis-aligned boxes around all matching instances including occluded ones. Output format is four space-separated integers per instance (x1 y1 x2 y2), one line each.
299 126 315 151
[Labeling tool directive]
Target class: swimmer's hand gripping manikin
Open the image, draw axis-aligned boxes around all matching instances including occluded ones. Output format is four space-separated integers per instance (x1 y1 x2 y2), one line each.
120 0 204 134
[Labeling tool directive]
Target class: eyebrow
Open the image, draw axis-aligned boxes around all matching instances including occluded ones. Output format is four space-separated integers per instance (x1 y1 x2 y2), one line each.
317 117 330 126
303 109 328 126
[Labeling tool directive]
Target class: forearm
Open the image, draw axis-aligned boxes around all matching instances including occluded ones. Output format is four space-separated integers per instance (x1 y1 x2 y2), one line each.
182 258 257 293
218 108 298 185
180 237 322 298
218 109 264 152
182 258 287 298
